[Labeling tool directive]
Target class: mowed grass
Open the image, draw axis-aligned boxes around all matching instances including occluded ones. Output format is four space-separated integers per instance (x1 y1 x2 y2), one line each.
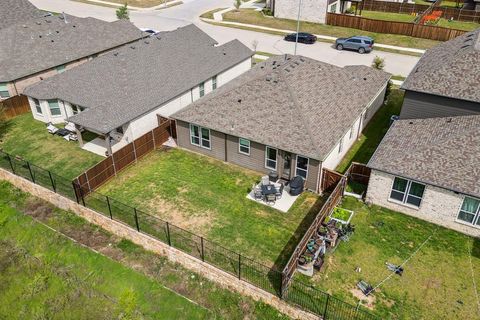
336 88 404 173
298 196 480 319
0 180 290 320
361 10 416 23
0 187 211 319
222 9 440 49
435 18 480 31
96 148 325 267
0 114 102 179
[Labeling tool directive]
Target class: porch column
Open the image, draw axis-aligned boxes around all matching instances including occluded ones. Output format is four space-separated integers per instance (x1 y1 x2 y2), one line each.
105 133 113 156
76 125 84 148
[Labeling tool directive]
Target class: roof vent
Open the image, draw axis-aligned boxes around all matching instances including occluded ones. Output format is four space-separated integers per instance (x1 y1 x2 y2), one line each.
409 121 414 124
266 75 272 81
447 118 452 123
299 57 305 62
36 21 41 25
51 40 54 43
113 52 119 56
144 40 150 44
56 30 59 33
156 35 161 40
39 35 42 38
72 25 76 28
238 99 242 103
45 19 52 23
363 77 367 80
285 68 290 72
130 45 136 49
22 25 27 28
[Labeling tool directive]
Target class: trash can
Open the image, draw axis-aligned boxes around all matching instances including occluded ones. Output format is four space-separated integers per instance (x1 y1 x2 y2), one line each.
268 171 278 182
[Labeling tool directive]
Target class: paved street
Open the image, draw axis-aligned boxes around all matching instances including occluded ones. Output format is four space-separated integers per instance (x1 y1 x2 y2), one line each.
31 0 419 76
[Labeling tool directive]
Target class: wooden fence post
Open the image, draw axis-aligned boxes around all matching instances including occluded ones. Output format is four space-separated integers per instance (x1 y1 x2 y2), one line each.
48 171 56 193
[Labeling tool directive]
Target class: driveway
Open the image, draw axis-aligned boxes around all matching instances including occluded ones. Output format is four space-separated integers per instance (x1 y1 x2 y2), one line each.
30 0 419 76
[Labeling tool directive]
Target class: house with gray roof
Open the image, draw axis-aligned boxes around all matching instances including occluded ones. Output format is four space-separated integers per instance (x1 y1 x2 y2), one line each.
0 0 44 30
0 14 143 100
366 115 480 237
171 55 390 193
400 28 480 119
24 24 253 156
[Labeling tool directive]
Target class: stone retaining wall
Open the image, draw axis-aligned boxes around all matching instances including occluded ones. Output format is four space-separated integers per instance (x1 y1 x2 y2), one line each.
0 168 317 320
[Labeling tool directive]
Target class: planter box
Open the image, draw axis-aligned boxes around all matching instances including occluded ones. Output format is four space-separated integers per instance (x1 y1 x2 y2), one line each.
330 207 354 225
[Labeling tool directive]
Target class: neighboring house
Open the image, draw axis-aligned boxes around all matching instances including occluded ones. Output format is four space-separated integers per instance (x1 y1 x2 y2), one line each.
0 0 44 30
171 55 390 193
268 0 343 24
400 28 480 119
24 24 253 156
0 14 144 100
366 115 480 237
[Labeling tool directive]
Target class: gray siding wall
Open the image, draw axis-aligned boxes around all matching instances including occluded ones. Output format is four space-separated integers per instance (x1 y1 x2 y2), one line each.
176 121 321 192
400 90 480 119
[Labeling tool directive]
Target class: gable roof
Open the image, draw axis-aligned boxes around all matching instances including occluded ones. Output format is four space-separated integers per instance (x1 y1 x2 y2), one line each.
24 24 253 134
0 0 44 30
401 28 480 104
172 55 390 161
368 115 480 199
0 15 144 82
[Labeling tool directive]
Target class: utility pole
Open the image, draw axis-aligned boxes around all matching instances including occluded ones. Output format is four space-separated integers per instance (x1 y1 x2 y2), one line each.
294 0 303 55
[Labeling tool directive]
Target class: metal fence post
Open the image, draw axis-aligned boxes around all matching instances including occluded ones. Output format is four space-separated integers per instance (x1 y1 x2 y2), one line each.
133 208 140 232
72 181 80 204
78 183 86 206
200 237 205 262
323 293 330 320
106 196 113 219
49 171 56 193
238 254 241 280
166 222 171 246
26 161 35 183
6 153 15 174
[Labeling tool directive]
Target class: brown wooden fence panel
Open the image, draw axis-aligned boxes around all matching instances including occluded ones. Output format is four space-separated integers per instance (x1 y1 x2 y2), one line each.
345 162 371 185
133 131 154 159
326 13 466 41
1 95 30 119
321 168 344 193
112 143 135 172
85 156 115 190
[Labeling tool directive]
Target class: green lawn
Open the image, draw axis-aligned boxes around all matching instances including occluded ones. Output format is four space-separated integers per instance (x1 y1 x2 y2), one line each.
297 196 480 319
95 148 325 267
436 18 480 31
221 9 440 49
0 184 211 319
0 180 290 320
0 114 102 179
200 8 228 19
336 88 404 173
361 10 416 23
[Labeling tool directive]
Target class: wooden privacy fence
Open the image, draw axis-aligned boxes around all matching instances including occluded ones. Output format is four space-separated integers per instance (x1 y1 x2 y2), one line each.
281 170 346 295
361 0 480 23
345 162 371 186
0 95 30 119
326 13 466 41
321 168 345 193
74 119 174 196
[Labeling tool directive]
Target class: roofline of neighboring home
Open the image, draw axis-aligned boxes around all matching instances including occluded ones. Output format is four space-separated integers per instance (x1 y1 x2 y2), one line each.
400 87 480 105
66 54 254 134
1 34 145 83
368 166 480 200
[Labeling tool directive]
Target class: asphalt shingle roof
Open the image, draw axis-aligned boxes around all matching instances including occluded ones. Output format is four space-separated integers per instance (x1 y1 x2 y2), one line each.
401 28 480 104
0 0 44 30
172 55 390 161
25 24 253 134
0 14 144 81
368 115 480 198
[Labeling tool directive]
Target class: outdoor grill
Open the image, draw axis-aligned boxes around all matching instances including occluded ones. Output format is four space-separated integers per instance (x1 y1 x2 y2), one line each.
289 176 304 196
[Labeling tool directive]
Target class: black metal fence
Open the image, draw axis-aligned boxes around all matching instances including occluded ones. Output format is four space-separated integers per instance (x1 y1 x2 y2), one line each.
0 149 378 320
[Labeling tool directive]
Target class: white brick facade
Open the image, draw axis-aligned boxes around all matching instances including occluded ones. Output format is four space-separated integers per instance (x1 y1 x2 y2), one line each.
366 169 480 237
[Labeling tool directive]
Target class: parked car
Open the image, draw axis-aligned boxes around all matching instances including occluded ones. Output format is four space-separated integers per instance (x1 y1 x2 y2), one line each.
284 33 317 44
335 36 374 54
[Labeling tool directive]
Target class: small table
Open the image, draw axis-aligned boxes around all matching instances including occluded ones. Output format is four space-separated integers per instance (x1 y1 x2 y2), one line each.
261 184 277 196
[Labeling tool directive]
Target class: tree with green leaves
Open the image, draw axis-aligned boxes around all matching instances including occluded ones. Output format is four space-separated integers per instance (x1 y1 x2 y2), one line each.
234 0 241 10
116 3 129 20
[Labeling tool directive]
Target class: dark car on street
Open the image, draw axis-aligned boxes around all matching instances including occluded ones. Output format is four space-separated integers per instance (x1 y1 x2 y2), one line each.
284 32 317 44
335 36 374 54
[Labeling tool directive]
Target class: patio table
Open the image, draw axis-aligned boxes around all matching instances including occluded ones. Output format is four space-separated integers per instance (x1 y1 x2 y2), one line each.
261 184 277 196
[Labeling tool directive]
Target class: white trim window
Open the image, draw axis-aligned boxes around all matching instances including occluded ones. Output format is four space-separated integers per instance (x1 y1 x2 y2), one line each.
457 197 480 226
389 177 425 208
212 75 217 90
190 124 210 149
199 82 205 97
0 83 10 98
239 138 250 155
47 99 61 116
33 98 42 114
265 146 277 170
295 155 309 180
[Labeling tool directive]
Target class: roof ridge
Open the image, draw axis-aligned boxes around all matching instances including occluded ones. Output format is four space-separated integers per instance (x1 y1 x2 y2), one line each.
278 67 319 158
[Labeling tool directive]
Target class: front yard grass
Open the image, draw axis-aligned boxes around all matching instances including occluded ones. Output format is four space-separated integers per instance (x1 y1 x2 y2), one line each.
221 9 440 49
96 148 326 267
0 114 102 179
297 196 480 319
336 88 404 173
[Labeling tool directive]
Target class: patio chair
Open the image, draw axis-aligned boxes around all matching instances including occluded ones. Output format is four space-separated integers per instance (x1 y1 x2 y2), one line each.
254 188 264 201
64 122 77 133
46 122 58 135
261 175 270 186
275 183 284 200
266 193 276 205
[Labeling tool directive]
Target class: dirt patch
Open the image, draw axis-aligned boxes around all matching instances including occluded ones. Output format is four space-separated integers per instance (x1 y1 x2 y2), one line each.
24 199 54 220
350 288 376 310
147 196 214 234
